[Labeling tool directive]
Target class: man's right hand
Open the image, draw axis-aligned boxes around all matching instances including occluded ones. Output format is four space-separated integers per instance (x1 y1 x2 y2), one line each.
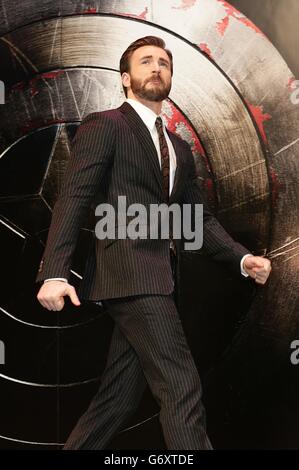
37 281 81 311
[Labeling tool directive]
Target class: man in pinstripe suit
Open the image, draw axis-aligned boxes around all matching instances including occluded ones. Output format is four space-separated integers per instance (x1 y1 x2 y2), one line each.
36 36 271 449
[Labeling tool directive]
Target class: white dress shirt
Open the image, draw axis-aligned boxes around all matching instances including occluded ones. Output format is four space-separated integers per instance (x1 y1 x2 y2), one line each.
44 99 250 283
126 98 177 195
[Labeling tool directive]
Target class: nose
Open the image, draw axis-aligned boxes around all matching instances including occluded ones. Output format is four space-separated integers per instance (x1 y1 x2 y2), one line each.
152 60 161 73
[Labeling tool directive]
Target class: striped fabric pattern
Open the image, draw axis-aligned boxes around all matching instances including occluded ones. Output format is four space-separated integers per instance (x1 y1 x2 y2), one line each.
155 116 170 203
36 102 249 300
63 294 212 450
35 101 250 450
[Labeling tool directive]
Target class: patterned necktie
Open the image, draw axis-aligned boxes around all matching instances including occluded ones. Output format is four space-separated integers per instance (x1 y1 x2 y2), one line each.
155 116 170 203
155 117 176 256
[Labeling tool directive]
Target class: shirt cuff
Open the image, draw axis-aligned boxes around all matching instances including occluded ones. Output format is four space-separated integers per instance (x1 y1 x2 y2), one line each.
44 278 68 283
240 254 253 277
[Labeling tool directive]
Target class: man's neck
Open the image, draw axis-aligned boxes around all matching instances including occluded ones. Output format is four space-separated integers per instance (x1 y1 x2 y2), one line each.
127 93 162 115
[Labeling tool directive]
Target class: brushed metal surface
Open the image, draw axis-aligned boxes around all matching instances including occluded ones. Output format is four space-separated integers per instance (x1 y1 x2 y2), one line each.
0 0 298 449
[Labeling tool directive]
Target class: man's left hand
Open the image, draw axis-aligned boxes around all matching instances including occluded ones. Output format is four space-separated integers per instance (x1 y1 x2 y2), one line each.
243 256 272 285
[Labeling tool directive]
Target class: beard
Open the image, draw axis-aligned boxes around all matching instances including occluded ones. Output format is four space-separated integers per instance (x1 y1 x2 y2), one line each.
130 74 171 102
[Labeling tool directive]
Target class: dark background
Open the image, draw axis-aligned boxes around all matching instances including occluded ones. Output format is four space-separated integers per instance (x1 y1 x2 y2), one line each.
0 0 298 450
231 0 299 76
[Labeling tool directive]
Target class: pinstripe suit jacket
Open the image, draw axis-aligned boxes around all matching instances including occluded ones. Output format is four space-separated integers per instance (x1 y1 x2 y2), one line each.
36 102 249 300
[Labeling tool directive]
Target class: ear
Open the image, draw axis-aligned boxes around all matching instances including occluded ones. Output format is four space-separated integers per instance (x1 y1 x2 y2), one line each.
121 72 131 89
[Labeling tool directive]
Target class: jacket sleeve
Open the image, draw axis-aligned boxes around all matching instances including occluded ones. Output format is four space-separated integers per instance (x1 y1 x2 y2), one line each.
181 141 251 275
36 112 115 282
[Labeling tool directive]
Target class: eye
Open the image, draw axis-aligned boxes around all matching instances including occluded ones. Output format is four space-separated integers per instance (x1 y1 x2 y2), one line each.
141 59 150 64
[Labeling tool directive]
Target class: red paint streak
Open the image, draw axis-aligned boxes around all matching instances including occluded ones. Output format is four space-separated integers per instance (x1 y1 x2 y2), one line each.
193 139 205 158
164 100 215 200
287 76 297 91
163 102 185 133
199 43 213 59
205 179 214 191
29 77 39 97
9 70 64 96
9 71 64 98
172 0 197 11
30 71 64 97
163 100 213 186
137 6 148 19
163 101 206 156
246 102 272 143
216 0 264 36
20 118 65 135
269 168 283 207
40 71 64 80
82 7 97 14
204 178 215 199
216 15 229 36
117 6 148 20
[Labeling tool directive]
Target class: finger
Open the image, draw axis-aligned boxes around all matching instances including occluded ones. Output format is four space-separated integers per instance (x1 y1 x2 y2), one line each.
257 266 271 277
56 298 65 311
247 263 264 274
47 301 59 311
262 260 271 271
51 298 65 311
37 294 53 311
67 286 81 306
256 269 266 277
252 262 265 271
43 296 64 311
38 299 49 309
254 273 264 284
256 272 268 284
253 266 268 274
42 300 55 311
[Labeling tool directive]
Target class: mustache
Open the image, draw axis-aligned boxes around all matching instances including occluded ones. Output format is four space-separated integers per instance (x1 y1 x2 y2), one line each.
146 75 163 84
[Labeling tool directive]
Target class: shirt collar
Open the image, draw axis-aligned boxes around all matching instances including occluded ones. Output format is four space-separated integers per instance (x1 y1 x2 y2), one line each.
126 98 163 132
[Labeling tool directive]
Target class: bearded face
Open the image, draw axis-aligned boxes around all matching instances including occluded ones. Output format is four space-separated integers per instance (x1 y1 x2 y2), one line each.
129 73 172 102
122 45 173 102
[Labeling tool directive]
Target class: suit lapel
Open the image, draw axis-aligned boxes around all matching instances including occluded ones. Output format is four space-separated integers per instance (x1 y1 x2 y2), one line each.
119 102 163 194
119 102 188 204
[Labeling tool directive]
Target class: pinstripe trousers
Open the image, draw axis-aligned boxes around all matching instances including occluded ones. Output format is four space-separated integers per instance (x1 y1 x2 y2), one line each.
63 256 212 450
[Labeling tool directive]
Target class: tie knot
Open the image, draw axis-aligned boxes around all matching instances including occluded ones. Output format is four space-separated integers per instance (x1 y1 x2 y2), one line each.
155 116 163 132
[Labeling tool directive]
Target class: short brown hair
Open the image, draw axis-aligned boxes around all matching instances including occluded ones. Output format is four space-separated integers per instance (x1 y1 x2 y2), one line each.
119 36 173 97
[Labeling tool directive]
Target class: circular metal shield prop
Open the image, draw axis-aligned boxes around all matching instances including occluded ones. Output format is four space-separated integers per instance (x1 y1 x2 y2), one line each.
0 0 298 449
